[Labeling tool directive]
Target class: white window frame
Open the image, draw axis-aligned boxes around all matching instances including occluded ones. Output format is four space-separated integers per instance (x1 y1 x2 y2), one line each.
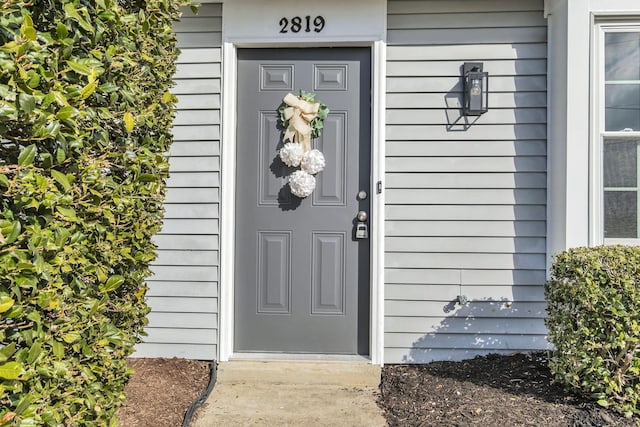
592 20 640 245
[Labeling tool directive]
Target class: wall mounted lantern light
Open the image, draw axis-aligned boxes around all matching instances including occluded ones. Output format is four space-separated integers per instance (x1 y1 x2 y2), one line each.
463 62 489 116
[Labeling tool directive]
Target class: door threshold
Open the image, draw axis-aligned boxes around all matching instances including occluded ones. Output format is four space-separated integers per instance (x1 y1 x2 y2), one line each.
230 352 371 363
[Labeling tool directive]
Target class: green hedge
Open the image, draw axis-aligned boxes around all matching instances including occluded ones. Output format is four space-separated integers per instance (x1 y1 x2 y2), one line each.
0 1 191 424
545 245 640 418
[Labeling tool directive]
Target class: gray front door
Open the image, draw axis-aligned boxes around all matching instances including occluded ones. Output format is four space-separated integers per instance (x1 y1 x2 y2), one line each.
234 48 371 354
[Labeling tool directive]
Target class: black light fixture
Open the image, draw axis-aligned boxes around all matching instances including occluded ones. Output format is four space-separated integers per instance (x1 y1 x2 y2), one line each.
463 62 488 116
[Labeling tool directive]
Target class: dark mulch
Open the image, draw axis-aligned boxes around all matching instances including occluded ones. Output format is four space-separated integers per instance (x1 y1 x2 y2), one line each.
379 352 638 427
117 358 211 427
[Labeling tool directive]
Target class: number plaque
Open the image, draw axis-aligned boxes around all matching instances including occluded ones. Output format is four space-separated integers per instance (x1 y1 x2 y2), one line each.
279 16 325 34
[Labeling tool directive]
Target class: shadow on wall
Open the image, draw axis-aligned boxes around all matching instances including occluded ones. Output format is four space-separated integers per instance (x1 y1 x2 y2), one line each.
402 296 550 363
443 69 480 132
403 40 549 363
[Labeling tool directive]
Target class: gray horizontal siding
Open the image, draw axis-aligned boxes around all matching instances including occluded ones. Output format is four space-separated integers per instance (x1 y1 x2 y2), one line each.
386 268 546 286
386 221 545 237
386 237 546 253
387 0 545 14
386 348 545 363
387 59 547 76
386 284 545 302
388 92 546 108
386 172 547 188
384 0 547 363
387 44 547 60
175 4 222 48
135 4 222 361
386 205 546 221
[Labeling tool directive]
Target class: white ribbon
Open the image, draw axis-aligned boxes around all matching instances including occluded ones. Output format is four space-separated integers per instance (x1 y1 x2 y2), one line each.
282 93 320 153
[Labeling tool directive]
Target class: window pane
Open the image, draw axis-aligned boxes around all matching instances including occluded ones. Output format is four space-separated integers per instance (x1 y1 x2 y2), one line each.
605 32 640 81
604 191 637 238
605 84 640 131
603 139 637 187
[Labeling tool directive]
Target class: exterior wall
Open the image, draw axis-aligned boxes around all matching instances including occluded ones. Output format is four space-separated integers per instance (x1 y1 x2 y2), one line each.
135 4 222 360
135 0 557 363
384 0 549 363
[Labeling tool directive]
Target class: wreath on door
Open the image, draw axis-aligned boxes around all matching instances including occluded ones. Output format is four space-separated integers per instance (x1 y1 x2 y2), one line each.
277 91 329 198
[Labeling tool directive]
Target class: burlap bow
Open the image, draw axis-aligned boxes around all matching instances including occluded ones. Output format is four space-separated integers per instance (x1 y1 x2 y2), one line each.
282 93 320 152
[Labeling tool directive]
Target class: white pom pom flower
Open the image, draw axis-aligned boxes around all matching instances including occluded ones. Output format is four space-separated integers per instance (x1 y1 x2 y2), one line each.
289 170 316 198
301 149 325 175
279 142 304 167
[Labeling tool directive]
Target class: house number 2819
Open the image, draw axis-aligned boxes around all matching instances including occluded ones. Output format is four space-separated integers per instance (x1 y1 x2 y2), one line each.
279 16 326 34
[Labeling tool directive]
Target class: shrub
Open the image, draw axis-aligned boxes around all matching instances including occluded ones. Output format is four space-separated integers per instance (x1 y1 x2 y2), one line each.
545 245 640 418
0 0 191 424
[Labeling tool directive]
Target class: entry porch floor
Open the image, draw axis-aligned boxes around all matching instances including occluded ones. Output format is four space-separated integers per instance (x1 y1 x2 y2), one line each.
191 360 386 426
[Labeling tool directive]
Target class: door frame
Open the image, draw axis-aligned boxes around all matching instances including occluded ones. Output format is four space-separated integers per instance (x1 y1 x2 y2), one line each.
219 41 386 365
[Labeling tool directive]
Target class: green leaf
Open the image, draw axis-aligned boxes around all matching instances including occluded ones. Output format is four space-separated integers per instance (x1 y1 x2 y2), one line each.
14 395 32 415
66 61 92 76
56 148 66 164
56 106 77 120
40 152 52 169
51 341 64 359
56 23 68 39
0 100 18 118
20 15 36 41
54 227 70 247
123 112 135 133
0 296 14 313
26 311 41 324
0 362 24 380
0 174 9 188
69 231 84 244
79 81 97 100
15 276 36 288
18 145 37 166
51 170 71 192
138 174 156 182
34 254 47 274
99 82 118 93
26 71 41 89
43 120 61 138
101 275 125 293
6 221 21 244
18 93 36 114
0 343 17 363
63 3 94 34
56 206 77 221
27 342 41 364
61 333 80 344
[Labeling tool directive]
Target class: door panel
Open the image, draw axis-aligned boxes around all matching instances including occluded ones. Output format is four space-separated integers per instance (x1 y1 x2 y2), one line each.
235 48 371 354
314 112 347 205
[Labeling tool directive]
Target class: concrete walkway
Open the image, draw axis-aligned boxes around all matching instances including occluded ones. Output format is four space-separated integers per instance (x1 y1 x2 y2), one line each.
191 361 387 426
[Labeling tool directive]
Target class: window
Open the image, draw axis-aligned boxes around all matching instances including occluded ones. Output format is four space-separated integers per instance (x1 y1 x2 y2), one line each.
598 25 640 243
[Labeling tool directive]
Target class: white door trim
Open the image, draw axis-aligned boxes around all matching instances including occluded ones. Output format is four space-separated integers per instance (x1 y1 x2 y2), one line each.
219 41 237 364
218 41 385 365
